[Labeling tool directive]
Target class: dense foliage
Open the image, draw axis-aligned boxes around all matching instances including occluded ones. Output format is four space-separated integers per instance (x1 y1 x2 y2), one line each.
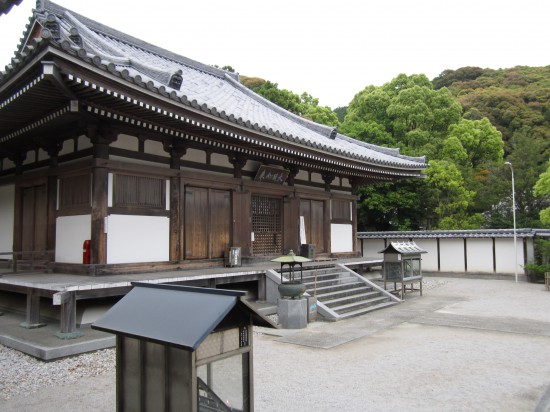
434 66 550 228
236 65 550 231
240 76 339 126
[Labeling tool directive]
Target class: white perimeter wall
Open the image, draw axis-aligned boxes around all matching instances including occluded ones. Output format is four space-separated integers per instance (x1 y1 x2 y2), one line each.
495 238 523 274
436 238 465 272
56 215 91 263
106 215 169 264
331 224 353 253
358 235 526 275
0 184 15 253
413 239 439 272
466 238 494 273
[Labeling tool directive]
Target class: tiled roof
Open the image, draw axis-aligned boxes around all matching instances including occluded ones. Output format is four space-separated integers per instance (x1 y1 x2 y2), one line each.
378 241 427 255
1 1 428 172
358 229 550 239
0 0 22 16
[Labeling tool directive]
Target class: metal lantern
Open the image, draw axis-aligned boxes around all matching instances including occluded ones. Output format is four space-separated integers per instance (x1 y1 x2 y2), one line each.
271 250 311 299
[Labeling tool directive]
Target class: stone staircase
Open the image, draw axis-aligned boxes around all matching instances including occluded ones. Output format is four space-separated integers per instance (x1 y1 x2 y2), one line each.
301 264 400 321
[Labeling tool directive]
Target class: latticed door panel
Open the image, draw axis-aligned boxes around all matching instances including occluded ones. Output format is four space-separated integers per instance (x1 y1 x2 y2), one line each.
252 196 282 256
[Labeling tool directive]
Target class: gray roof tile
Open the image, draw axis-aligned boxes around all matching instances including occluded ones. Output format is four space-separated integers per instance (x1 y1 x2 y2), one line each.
3 1 429 172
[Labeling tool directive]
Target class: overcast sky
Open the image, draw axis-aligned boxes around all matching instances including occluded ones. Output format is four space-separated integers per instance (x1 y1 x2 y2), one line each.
1 0 549 108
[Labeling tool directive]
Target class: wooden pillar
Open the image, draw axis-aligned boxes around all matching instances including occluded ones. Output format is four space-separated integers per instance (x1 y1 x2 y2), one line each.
53 291 83 338
45 142 62 262
91 163 108 264
324 199 331 255
352 198 358 255
233 190 251 256
283 195 300 253
164 141 186 261
21 288 46 329
88 124 117 265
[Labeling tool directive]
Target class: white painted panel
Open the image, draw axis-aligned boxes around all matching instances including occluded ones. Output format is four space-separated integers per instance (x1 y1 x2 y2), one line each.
110 133 138 150
413 239 439 272
183 148 206 164
55 215 91 263
495 238 523 274
38 148 48 162
211 153 232 168
78 135 92 150
144 140 169 157
107 215 169 264
439 238 465 272
360 238 385 258
0 184 15 253
331 224 353 253
466 238 494 273
310 172 324 184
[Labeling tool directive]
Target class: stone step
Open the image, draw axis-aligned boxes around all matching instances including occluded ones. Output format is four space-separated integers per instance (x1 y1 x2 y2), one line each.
336 301 398 319
302 276 355 289
330 295 390 314
302 272 345 282
307 281 366 295
310 284 374 300
322 290 382 308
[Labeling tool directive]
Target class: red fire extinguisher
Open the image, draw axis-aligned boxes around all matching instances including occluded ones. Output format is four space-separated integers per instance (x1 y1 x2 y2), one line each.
83 240 91 264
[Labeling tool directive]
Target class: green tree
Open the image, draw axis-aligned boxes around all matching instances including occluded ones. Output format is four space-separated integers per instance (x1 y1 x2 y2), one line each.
534 159 550 227
240 76 338 126
446 118 504 169
424 160 483 229
342 74 472 229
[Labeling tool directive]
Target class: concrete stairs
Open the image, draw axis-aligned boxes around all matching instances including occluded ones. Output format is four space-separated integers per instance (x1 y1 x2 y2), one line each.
301 264 400 321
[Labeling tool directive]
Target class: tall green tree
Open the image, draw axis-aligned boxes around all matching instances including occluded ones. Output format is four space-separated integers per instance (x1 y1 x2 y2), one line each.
342 74 485 229
534 159 550 227
445 118 504 169
240 76 338 126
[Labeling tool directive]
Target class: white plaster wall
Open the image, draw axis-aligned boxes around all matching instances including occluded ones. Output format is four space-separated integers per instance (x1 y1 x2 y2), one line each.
360 238 385 258
144 140 169 157
3 158 15 170
0 184 15 253
466 238 494 273
110 133 138 150
331 224 353 253
55 215 91 263
183 148 206 164
310 172 324 184
106 215 169 264
495 238 523 274
439 238 465 272
58 138 74 156
78 135 93 150
413 239 439 272
38 148 48 162
211 153 232 168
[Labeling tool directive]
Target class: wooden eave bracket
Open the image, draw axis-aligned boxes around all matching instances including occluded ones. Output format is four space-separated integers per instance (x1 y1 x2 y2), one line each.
42 60 78 103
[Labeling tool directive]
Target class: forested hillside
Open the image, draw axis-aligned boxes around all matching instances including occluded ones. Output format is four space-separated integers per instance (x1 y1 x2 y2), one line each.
432 66 550 229
238 66 550 230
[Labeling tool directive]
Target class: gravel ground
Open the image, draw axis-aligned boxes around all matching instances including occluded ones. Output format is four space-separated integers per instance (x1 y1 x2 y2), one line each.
0 346 115 401
1 277 550 411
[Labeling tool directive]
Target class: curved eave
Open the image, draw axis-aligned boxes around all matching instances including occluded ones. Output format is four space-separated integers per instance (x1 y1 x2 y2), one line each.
1 41 426 181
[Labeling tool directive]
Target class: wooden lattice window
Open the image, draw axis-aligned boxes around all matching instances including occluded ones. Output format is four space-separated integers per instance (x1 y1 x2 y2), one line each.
332 199 352 223
113 174 166 209
252 196 282 256
58 174 91 212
